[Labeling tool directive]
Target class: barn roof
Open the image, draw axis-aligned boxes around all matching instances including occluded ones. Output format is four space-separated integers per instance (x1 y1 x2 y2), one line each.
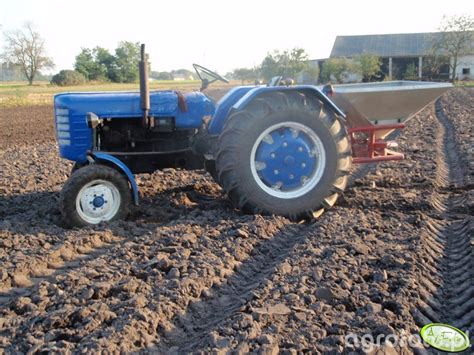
330 32 474 58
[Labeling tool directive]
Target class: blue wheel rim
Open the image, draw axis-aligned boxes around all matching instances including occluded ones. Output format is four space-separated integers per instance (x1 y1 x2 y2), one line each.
250 121 326 199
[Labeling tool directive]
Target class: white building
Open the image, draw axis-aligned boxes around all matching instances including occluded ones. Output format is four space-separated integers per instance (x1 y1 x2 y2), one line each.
454 55 474 80
328 32 474 81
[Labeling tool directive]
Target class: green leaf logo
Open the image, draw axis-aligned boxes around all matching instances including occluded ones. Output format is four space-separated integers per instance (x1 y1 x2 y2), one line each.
420 323 470 353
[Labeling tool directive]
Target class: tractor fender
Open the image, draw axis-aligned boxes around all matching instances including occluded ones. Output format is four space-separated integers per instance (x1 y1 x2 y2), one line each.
234 85 346 119
90 152 139 205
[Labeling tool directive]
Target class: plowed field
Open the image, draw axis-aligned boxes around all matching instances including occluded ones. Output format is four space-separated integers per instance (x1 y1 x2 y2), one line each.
0 88 472 353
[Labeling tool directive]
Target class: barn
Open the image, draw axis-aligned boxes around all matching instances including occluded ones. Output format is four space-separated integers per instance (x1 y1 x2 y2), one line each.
329 32 474 81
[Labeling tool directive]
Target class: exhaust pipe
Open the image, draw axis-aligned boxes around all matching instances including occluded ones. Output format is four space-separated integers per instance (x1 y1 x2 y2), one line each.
139 44 150 128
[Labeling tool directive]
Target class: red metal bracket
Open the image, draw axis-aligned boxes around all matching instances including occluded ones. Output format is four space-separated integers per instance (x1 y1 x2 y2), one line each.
348 123 405 164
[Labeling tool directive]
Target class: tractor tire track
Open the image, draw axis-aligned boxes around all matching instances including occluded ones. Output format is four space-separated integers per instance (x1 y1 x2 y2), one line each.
411 99 473 347
156 171 371 352
157 222 313 352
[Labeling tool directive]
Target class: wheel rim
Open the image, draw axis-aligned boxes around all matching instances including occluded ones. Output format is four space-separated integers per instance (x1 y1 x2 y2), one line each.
75 179 121 224
250 121 326 199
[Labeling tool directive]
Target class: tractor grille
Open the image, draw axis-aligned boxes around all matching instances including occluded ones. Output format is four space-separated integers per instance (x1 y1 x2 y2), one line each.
55 108 70 146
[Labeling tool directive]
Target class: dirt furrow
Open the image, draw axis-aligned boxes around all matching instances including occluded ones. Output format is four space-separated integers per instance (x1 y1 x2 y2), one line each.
411 97 473 346
156 162 378 352
157 222 311 352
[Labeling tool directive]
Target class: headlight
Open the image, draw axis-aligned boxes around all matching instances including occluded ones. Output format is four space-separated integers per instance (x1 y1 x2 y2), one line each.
87 112 102 128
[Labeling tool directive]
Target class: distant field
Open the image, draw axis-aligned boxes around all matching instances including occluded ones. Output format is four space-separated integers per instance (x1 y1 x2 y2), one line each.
3 79 470 107
0 80 236 107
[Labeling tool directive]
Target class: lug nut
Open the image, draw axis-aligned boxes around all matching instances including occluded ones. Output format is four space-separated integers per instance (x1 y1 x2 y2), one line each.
289 174 294 179
298 147 304 152
301 163 306 168
270 153 276 158
282 142 288 147
274 170 279 175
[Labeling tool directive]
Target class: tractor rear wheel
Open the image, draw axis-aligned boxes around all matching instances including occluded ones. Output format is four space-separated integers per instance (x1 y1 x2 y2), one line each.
215 92 351 220
60 164 131 228
204 159 219 183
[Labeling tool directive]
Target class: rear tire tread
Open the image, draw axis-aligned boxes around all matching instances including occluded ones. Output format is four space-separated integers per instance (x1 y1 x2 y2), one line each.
216 91 352 221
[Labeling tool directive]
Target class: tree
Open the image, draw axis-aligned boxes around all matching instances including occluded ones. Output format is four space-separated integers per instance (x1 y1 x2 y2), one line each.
151 71 173 80
260 52 279 81
74 43 140 83
74 48 109 81
51 70 86 86
353 53 381 82
284 48 309 79
2 23 54 85
171 69 195 80
0 62 24 81
260 48 310 81
109 41 140 83
232 67 257 84
433 14 474 82
94 47 115 80
422 55 450 80
299 65 319 84
320 58 352 83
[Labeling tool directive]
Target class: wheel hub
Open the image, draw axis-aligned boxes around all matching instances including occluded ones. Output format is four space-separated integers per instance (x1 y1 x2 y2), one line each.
92 196 105 208
251 122 326 199
283 155 295 166
76 180 120 224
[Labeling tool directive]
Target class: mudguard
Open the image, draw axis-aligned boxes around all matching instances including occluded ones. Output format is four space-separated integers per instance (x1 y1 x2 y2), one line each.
91 152 139 205
208 85 346 136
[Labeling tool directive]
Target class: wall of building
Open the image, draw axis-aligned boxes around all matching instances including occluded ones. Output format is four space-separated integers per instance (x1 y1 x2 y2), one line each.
452 55 474 80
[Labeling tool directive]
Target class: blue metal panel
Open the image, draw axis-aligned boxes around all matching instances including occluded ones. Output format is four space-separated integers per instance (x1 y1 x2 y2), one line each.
55 90 214 129
233 86 346 118
207 85 345 136
175 92 216 129
54 90 215 163
92 152 139 205
54 106 92 163
55 90 179 118
208 86 255 135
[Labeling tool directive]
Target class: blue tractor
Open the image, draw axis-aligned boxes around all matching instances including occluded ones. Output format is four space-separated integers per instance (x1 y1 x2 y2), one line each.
55 45 351 227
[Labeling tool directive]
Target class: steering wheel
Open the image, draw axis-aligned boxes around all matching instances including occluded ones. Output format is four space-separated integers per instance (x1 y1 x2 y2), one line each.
193 64 229 90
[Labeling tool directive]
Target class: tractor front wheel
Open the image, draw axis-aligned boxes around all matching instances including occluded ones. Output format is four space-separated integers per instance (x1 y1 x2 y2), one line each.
60 164 131 227
215 92 351 220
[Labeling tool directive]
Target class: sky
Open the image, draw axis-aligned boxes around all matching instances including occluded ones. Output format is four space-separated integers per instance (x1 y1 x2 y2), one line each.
1 0 473 74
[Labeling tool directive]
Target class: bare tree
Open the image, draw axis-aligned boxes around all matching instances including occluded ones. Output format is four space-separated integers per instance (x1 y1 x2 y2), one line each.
2 23 54 85
433 14 474 82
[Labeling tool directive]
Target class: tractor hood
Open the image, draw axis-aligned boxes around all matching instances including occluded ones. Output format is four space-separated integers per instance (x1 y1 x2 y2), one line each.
54 90 215 163
54 90 214 119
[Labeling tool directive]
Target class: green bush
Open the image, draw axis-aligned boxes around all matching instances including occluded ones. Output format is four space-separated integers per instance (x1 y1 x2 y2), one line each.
321 58 353 83
353 53 381 82
51 70 87 86
403 63 418 80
